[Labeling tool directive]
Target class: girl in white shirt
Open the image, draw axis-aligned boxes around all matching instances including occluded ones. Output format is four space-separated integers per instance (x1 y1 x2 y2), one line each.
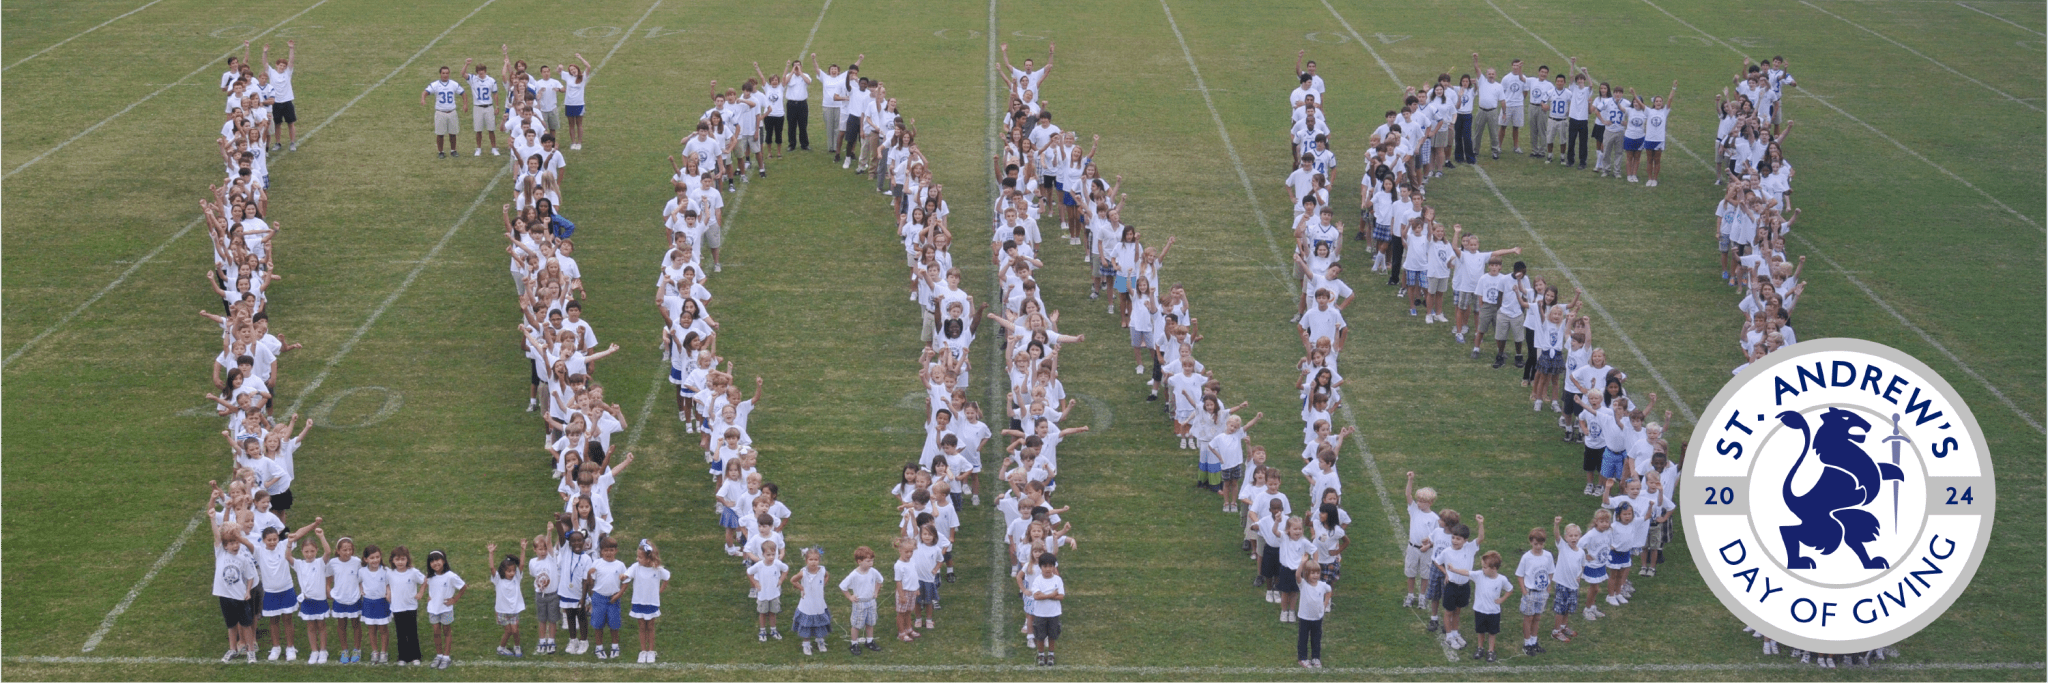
1639 81 1678 187
487 541 527 658
293 529 335 663
626 541 671 662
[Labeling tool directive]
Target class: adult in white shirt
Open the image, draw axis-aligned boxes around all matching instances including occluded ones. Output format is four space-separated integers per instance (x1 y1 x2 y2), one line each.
530 65 565 134
1002 42 1055 100
560 54 591 150
1294 49 1326 95
1470 53 1505 159
1500 59 1531 153
1561 64 1593 169
1637 80 1678 187
809 52 863 155
262 41 298 151
780 59 813 151
422 66 466 158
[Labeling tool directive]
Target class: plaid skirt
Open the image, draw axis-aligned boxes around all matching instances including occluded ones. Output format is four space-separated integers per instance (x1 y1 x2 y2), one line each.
1536 349 1565 374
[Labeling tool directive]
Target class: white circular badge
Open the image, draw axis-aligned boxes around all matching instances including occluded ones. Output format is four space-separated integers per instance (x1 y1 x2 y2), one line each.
1683 338 1995 653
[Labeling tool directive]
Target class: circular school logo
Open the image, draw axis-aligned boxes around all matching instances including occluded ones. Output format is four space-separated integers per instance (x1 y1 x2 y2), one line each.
1682 338 1995 653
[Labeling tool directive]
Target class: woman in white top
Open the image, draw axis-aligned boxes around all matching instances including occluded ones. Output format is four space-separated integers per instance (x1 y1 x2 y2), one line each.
1638 81 1677 187
561 54 591 150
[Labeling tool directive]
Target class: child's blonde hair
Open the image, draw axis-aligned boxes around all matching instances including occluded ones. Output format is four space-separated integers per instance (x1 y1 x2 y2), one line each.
1562 523 1582 539
1481 550 1503 569
1414 487 1438 505
1593 508 1614 524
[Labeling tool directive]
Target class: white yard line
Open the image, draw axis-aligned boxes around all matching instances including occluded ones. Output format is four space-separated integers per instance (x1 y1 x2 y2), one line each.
76 167 510 654
2 0 167 72
1632 0 2043 233
1799 0 2041 111
982 0 1011 658
5 0 500 371
5 0 333 178
1160 0 1407 554
1954 1 2047 36
16 654 2041 675
2 215 205 370
294 0 505 147
77 517 201 652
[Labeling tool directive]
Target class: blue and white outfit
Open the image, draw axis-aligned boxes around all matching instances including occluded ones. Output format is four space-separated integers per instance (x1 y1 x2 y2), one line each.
293 556 330 619
253 541 299 617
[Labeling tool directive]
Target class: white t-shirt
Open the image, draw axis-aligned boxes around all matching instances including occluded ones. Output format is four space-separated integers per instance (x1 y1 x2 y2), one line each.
564 75 588 107
838 567 883 601
213 545 257 599
627 563 671 606
749 560 789 601
1010 66 1048 98
1407 502 1439 546
1470 572 1513 614
492 571 525 613
1436 542 1479 584
784 72 811 102
817 71 849 106
388 567 426 611
1643 106 1670 143
531 78 564 112
1297 579 1332 620
1516 550 1555 593
267 65 295 102
1025 573 1065 617
425 571 465 614
1624 102 1648 139
589 558 628 597
293 556 330 600
1554 541 1587 588
328 556 364 603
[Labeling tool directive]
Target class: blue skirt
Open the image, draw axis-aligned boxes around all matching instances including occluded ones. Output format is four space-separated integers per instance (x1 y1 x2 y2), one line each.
630 603 662 620
299 596 330 619
718 506 742 529
362 597 393 624
261 588 300 617
795 609 834 638
330 599 363 617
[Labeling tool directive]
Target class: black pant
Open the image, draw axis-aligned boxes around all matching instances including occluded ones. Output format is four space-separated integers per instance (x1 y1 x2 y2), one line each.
1522 328 1540 381
786 100 810 149
1384 237 1406 286
840 116 863 158
764 116 785 146
1566 119 1590 166
1297 617 1324 660
394 610 423 663
1454 113 1475 163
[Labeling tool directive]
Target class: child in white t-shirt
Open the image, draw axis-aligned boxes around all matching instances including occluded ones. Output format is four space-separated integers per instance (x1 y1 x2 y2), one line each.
747 540 789 642
1469 551 1515 662
422 550 467 669
487 541 527 657
839 546 885 654
292 529 334 663
1548 518 1587 642
1402 472 1439 607
1026 552 1066 666
626 541 671 663
891 538 920 642
1295 562 1333 668
1578 509 1614 620
789 547 834 656
1514 529 1554 657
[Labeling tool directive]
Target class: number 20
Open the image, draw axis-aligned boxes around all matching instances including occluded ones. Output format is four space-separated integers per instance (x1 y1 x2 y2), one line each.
1702 486 1734 505
1945 486 1974 505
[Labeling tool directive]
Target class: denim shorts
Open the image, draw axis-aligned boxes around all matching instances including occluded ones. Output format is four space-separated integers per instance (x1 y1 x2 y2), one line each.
1599 448 1627 479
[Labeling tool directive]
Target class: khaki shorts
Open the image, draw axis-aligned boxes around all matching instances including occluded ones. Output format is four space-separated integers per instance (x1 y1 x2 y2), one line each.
704 223 724 249
428 610 455 625
1453 290 1479 310
1502 106 1524 128
473 107 497 133
1403 543 1430 578
1477 302 1501 334
736 136 760 155
540 107 562 131
756 597 781 614
1493 309 1526 339
1427 276 1450 294
433 109 460 135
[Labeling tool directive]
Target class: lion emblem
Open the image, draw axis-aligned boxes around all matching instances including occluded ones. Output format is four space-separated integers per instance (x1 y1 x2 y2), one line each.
1775 408 1906 570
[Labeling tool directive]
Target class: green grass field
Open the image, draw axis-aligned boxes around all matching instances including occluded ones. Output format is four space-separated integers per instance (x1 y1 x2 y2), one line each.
3 0 2043 680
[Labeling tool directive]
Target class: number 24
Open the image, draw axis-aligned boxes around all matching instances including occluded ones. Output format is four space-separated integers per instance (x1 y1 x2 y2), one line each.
1945 487 1974 505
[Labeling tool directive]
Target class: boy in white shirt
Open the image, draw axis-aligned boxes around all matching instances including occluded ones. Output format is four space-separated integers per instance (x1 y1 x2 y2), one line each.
838 546 885 654
1514 530 1554 656
1469 551 1515 663
1548 517 1586 642
747 540 789 641
1025 553 1065 666
1401 472 1440 608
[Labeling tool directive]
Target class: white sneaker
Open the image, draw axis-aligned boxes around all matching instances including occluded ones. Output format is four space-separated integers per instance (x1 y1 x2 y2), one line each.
570 143 582 150
1584 606 1599 620
1425 314 1437 325
972 494 981 506
1551 400 1562 412
224 650 239 663
1627 175 1639 183
286 647 298 661
1135 365 1145 375
474 148 482 156
491 147 501 156
1026 633 1037 648
269 647 282 661
714 263 722 272
1606 595 1622 606
1534 400 1543 412
802 641 814 656
1646 179 1658 187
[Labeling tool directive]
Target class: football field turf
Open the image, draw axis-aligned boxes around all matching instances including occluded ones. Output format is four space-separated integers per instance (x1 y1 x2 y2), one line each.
3 0 2042 679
